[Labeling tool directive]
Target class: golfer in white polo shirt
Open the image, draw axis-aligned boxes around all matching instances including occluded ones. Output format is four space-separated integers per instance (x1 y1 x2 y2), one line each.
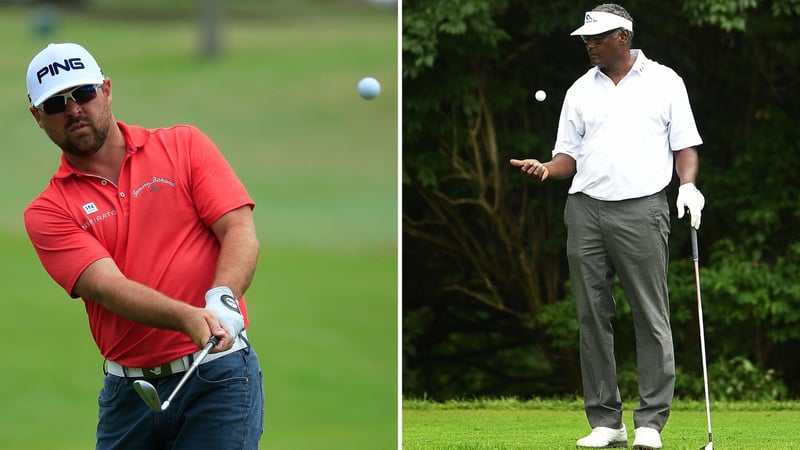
510 3 705 449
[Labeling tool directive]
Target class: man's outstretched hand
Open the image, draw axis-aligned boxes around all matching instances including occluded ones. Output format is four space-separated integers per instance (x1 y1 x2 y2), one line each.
510 158 549 181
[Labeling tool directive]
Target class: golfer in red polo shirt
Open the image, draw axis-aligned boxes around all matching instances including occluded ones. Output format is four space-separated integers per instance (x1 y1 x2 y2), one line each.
24 42 264 449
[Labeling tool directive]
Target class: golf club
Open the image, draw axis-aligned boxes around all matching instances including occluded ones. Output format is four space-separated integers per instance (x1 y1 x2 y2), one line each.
133 335 219 412
691 227 713 450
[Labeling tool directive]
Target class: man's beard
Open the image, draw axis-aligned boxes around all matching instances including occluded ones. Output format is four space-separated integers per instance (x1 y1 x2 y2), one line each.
59 115 111 158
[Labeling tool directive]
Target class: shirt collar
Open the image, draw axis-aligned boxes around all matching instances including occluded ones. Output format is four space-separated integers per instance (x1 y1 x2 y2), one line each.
53 121 147 179
117 121 149 149
630 49 648 73
592 49 648 79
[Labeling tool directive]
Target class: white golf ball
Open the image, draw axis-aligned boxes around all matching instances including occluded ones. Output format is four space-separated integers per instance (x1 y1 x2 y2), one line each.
535 89 546 102
358 77 381 100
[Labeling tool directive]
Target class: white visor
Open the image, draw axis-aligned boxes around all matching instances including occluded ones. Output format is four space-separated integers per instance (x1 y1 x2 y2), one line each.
570 11 633 36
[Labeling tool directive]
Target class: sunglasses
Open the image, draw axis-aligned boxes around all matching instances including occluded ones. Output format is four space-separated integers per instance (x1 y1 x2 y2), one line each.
38 83 103 115
580 28 622 45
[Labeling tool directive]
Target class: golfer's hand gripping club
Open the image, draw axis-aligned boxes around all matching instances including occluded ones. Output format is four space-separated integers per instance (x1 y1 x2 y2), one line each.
205 286 244 341
677 182 705 229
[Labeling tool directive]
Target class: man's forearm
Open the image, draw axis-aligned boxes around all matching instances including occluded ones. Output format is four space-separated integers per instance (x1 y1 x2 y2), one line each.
211 209 260 299
543 153 577 179
675 147 699 185
74 258 197 332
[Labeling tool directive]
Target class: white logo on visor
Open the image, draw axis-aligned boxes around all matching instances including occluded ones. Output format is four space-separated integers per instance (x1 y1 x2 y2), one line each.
82 202 99 214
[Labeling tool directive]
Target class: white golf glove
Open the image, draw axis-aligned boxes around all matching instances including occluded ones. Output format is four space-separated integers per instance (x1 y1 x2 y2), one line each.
676 182 705 230
205 286 244 339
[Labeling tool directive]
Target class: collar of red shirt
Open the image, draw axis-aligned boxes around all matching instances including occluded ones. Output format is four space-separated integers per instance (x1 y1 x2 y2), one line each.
53 120 147 179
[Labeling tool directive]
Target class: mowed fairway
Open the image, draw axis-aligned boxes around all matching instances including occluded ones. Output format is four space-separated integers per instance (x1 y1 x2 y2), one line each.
1 3 397 449
403 399 800 449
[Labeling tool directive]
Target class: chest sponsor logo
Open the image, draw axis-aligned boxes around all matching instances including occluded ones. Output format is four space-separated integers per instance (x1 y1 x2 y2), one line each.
80 209 117 230
132 176 176 198
82 202 99 214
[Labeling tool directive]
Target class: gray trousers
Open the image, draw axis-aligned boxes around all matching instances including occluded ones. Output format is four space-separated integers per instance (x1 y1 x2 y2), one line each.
564 190 675 431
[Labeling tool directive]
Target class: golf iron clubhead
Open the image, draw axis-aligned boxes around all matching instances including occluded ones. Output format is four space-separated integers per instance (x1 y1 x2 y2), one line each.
133 379 162 412
132 335 220 412
700 443 713 450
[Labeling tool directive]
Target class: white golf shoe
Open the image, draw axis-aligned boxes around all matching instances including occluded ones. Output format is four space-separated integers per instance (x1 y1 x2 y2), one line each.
632 427 662 449
576 424 627 448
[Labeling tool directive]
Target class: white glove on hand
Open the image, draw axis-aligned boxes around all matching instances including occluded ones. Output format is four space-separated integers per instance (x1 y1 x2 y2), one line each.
676 182 705 229
205 286 244 339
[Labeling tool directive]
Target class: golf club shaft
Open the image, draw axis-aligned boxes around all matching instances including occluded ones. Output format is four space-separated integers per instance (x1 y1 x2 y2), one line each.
691 227 713 443
162 335 220 408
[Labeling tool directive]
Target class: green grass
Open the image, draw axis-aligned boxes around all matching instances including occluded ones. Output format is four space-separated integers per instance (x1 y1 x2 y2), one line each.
403 398 800 449
1 3 397 449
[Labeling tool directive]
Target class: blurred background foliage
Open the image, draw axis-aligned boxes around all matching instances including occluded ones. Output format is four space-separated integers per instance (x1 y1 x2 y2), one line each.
403 0 800 402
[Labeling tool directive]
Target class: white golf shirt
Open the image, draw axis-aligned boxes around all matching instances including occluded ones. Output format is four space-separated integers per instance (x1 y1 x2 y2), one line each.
553 49 702 201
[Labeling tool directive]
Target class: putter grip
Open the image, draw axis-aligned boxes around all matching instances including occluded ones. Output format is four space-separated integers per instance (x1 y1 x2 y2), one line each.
208 335 220 347
690 226 699 262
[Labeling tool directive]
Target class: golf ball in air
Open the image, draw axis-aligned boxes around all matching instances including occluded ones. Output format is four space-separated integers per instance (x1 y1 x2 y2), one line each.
535 90 546 102
358 77 381 100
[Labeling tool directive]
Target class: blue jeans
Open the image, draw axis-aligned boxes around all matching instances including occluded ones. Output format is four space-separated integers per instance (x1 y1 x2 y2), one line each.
96 345 264 449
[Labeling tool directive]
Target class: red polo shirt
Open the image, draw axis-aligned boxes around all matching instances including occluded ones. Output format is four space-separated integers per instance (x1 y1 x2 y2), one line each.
24 122 254 367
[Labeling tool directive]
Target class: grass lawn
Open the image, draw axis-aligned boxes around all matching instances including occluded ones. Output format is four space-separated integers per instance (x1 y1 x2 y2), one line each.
1 3 397 449
403 398 800 449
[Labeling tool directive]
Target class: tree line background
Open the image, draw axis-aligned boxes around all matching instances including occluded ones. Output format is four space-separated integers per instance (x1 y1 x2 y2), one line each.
402 0 800 402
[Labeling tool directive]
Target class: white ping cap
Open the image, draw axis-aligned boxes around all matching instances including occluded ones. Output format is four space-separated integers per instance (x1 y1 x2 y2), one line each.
570 11 633 36
26 43 105 107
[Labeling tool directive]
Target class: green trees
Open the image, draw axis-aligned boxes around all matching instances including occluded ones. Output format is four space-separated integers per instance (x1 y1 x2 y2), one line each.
403 0 800 401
